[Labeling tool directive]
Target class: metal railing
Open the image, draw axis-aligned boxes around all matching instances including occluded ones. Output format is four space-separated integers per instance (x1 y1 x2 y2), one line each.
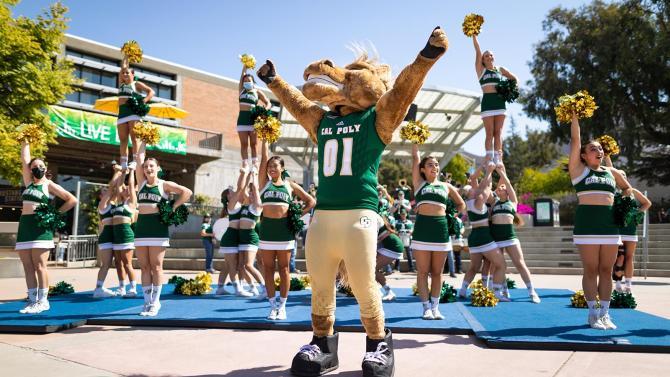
187 129 222 151
62 234 99 267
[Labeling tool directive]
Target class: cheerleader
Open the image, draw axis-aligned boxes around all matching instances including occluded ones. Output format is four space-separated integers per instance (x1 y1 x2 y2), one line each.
457 163 509 301
117 64 154 170
237 172 266 296
472 34 518 166
491 165 540 303
604 156 652 294
376 216 403 301
450 215 465 274
237 66 272 171
112 166 139 297
258 140 315 319
93 165 123 298
134 141 192 316
568 114 632 329
17 141 77 314
411 144 465 320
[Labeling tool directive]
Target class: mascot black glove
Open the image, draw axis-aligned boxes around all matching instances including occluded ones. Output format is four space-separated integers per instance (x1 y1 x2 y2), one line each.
420 26 446 59
257 60 277 84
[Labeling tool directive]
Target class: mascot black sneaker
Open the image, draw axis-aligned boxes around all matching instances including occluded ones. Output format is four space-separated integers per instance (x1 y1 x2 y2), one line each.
290 332 339 376
362 328 394 377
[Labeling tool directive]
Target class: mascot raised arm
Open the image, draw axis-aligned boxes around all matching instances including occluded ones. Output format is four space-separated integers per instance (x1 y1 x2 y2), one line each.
257 27 448 377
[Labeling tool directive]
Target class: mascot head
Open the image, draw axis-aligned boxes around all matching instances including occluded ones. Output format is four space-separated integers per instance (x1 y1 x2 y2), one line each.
301 48 392 114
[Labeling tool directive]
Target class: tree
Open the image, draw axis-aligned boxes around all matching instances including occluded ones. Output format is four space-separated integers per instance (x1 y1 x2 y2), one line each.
502 117 560 185
517 157 572 197
522 0 670 184
378 157 412 190
0 1 78 185
442 153 470 186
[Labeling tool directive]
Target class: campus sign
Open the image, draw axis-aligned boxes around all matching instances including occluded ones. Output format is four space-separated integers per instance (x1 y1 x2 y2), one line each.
49 105 187 155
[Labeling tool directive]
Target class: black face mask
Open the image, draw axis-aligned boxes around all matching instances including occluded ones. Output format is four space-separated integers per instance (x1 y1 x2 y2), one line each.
31 167 46 179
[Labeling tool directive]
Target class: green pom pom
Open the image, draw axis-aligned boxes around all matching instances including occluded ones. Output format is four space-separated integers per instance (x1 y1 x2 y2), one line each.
495 79 520 103
506 278 516 289
289 276 307 291
250 105 272 123
49 281 75 296
168 275 187 293
127 92 150 117
611 290 637 309
158 199 190 226
35 204 66 232
287 202 305 234
614 193 643 227
439 281 458 303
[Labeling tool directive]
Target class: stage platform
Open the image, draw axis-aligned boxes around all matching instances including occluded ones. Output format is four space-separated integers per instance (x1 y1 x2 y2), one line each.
1 287 669 353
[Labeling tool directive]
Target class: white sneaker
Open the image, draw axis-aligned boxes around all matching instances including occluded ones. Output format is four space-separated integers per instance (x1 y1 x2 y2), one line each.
600 314 617 330
123 288 137 298
495 292 511 302
93 287 117 298
382 289 396 301
615 282 623 293
250 285 261 296
431 306 444 320
139 304 151 316
116 288 126 297
588 314 607 330
529 291 541 304
215 286 231 295
19 302 38 314
267 308 277 320
236 289 254 297
145 302 161 317
422 308 434 320
33 300 50 313
127 161 137 170
623 286 632 294
276 306 287 320
503 285 510 299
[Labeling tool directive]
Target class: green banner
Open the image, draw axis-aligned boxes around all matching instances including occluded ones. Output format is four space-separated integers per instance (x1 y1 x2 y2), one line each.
49 105 187 155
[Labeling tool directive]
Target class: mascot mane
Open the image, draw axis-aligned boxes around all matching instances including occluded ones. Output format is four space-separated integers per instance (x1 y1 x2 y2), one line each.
346 42 394 91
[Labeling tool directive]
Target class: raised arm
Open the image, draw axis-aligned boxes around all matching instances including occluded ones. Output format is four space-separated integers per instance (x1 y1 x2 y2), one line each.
163 180 192 209
411 144 422 190
473 34 484 77
497 165 517 204
632 188 652 212
20 142 32 186
248 177 262 209
568 113 584 179
229 168 249 208
135 140 147 185
375 27 449 144
257 60 325 143
476 163 495 208
239 65 246 92
134 81 155 103
259 140 269 188
127 166 137 208
99 165 123 211
290 182 316 216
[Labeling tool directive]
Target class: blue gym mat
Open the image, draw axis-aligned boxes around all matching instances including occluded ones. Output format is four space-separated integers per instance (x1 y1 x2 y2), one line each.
460 289 670 353
87 287 472 334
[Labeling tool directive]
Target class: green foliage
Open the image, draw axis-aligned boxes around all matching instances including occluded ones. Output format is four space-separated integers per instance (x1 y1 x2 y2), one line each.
442 153 470 185
0 1 78 185
522 0 670 184
378 157 412 189
502 117 560 185
517 157 572 196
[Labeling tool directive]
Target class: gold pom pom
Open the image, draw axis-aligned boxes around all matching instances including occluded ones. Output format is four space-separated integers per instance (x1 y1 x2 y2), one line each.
121 40 143 64
554 90 598 124
469 279 484 290
180 272 212 296
597 135 620 156
411 283 418 296
400 120 430 144
470 286 499 307
462 13 485 37
133 121 161 145
254 114 282 143
16 124 46 145
300 275 311 288
239 53 256 69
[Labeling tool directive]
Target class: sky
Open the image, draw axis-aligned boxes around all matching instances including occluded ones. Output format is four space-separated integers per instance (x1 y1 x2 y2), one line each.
13 0 595 155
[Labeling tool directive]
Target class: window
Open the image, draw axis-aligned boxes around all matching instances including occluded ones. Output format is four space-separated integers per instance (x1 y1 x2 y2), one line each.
66 88 102 105
80 67 100 84
132 66 175 80
65 49 118 66
65 91 79 102
158 85 173 100
100 71 117 87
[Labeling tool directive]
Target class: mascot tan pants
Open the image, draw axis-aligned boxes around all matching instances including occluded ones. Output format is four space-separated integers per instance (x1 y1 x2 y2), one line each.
306 209 385 339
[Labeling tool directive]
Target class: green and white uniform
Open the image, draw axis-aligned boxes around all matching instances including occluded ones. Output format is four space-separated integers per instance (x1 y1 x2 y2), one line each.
237 89 258 132
97 204 114 250
112 201 135 251
466 199 498 253
259 181 295 250
571 167 621 245
411 181 452 252
219 204 241 254
396 219 413 248
377 225 404 260
16 181 55 250
620 197 640 243
450 217 465 247
238 204 261 252
134 180 170 247
490 199 520 248
479 67 506 118
117 81 142 125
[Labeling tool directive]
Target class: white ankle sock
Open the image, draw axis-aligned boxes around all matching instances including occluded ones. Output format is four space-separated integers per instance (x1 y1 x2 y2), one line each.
421 301 430 310
151 285 162 304
143 287 152 305
96 280 104 289
28 288 38 303
279 296 287 308
268 297 276 308
38 288 48 302
430 296 440 309
600 300 610 317
130 281 137 290
625 278 632 288
119 280 126 289
586 300 597 317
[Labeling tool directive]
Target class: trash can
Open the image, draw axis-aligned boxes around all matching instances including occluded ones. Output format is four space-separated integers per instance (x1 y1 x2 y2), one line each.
533 198 560 227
